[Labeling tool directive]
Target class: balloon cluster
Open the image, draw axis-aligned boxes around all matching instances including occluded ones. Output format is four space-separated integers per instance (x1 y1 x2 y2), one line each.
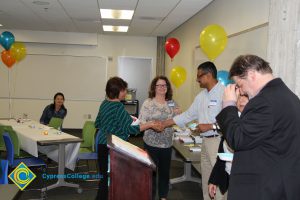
0 31 27 68
165 24 228 88
164 38 187 88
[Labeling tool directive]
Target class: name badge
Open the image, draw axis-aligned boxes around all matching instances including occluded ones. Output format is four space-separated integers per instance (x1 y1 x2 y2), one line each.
167 100 175 107
209 100 217 106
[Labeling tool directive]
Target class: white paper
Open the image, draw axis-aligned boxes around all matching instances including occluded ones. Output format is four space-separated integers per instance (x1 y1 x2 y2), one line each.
130 115 140 126
189 146 201 152
179 136 194 143
191 135 203 144
218 153 233 162
111 135 152 166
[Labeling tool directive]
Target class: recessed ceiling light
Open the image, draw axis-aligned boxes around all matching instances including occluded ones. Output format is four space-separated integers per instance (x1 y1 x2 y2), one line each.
32 1 50 6
100 9 134 20
0 24 2 27
103 25 128 32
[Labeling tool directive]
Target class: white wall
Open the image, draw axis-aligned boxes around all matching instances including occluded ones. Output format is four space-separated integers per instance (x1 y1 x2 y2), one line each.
0 32 157 128
165 0 269 110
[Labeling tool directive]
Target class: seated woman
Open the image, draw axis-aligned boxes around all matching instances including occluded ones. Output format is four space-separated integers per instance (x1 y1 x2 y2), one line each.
208 94 249 200
95 76 163 200
40 92 67 125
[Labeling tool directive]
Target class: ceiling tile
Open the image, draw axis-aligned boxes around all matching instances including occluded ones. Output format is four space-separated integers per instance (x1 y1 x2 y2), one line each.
0 0 49 30
129 18 162 35
134 0 180 18
21 0 77 32
0 0 212 36
60 0 100 21
98 0 138 10
153 0 212 36
101 19 131 26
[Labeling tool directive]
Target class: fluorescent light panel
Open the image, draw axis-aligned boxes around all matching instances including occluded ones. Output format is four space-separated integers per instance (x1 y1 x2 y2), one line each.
100 9 134 20
103 25 128 32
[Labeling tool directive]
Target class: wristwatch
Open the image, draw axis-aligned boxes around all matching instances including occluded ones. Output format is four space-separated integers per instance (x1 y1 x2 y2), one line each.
212 123 217 132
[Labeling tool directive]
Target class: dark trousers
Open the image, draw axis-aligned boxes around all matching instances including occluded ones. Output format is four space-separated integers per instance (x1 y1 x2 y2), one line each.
96 144 108 200
144 143 172 199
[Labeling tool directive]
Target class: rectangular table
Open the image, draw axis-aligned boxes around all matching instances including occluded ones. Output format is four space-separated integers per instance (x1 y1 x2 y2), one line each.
0 119 83 192
170 140 201 184
0 184 21 200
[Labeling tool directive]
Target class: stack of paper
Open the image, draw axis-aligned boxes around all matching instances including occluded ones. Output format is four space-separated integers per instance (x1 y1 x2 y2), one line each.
174 129 191 137
179 136 194 143
172 125 182 132
191 135 203 144
186 120 199 131
189 146 201 152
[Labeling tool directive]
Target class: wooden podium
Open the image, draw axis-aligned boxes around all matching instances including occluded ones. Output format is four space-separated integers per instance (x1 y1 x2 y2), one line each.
107 135 156 200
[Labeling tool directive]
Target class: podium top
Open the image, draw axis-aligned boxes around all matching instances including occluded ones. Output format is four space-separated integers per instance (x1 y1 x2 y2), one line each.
107 135 156 169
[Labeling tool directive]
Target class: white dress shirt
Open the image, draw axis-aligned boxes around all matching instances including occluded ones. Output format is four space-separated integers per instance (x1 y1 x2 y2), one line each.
173 82 225 137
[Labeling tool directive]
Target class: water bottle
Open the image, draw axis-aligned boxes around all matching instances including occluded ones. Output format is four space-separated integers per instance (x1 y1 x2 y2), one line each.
57 126 62 135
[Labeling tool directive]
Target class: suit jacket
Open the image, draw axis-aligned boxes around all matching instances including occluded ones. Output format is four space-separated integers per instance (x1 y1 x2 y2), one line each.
216 78 300 200
208 137 229 194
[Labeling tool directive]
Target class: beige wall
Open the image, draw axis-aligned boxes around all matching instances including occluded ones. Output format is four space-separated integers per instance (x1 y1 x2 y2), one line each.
166 0 269 110
0 32 157 128
0 0 271 127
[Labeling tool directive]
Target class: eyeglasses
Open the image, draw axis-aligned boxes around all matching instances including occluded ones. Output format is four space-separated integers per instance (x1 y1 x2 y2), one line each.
197 73 207 80
156 84 167 88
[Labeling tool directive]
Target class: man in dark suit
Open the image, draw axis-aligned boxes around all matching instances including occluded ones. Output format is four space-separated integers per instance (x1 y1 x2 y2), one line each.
216 55 300 200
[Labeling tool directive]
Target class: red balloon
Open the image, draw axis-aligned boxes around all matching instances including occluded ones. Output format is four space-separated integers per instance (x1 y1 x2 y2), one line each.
1 50 16 68
165 38 180 60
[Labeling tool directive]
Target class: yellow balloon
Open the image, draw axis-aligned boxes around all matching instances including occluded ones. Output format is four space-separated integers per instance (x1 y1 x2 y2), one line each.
199 24 228 61
170 66 187 88
10 42 27 62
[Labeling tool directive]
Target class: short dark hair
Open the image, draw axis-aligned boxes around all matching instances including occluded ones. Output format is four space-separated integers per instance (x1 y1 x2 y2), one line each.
230 55 272 78
105 77 128 99
197 61 217 79
148 76 173 100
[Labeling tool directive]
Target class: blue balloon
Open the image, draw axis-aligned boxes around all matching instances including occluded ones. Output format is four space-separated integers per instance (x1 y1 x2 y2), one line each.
217 70 234 86
0 31 15 50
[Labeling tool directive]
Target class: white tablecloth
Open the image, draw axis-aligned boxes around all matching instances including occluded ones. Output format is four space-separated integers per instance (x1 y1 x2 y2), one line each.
0 119 80 170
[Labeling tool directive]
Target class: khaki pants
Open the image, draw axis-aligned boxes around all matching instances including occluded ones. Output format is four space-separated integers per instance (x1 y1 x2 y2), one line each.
201 137 226 200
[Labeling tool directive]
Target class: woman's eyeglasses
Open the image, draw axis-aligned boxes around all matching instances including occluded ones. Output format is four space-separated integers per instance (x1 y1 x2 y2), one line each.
156 84 167 88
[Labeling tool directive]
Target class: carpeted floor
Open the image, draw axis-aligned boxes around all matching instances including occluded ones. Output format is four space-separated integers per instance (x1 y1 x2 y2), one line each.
15 133 202 200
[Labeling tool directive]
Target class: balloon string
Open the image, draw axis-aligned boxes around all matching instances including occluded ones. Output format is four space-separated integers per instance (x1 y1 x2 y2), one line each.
12 62 18 116
8 69 12 118
167 61 177 99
